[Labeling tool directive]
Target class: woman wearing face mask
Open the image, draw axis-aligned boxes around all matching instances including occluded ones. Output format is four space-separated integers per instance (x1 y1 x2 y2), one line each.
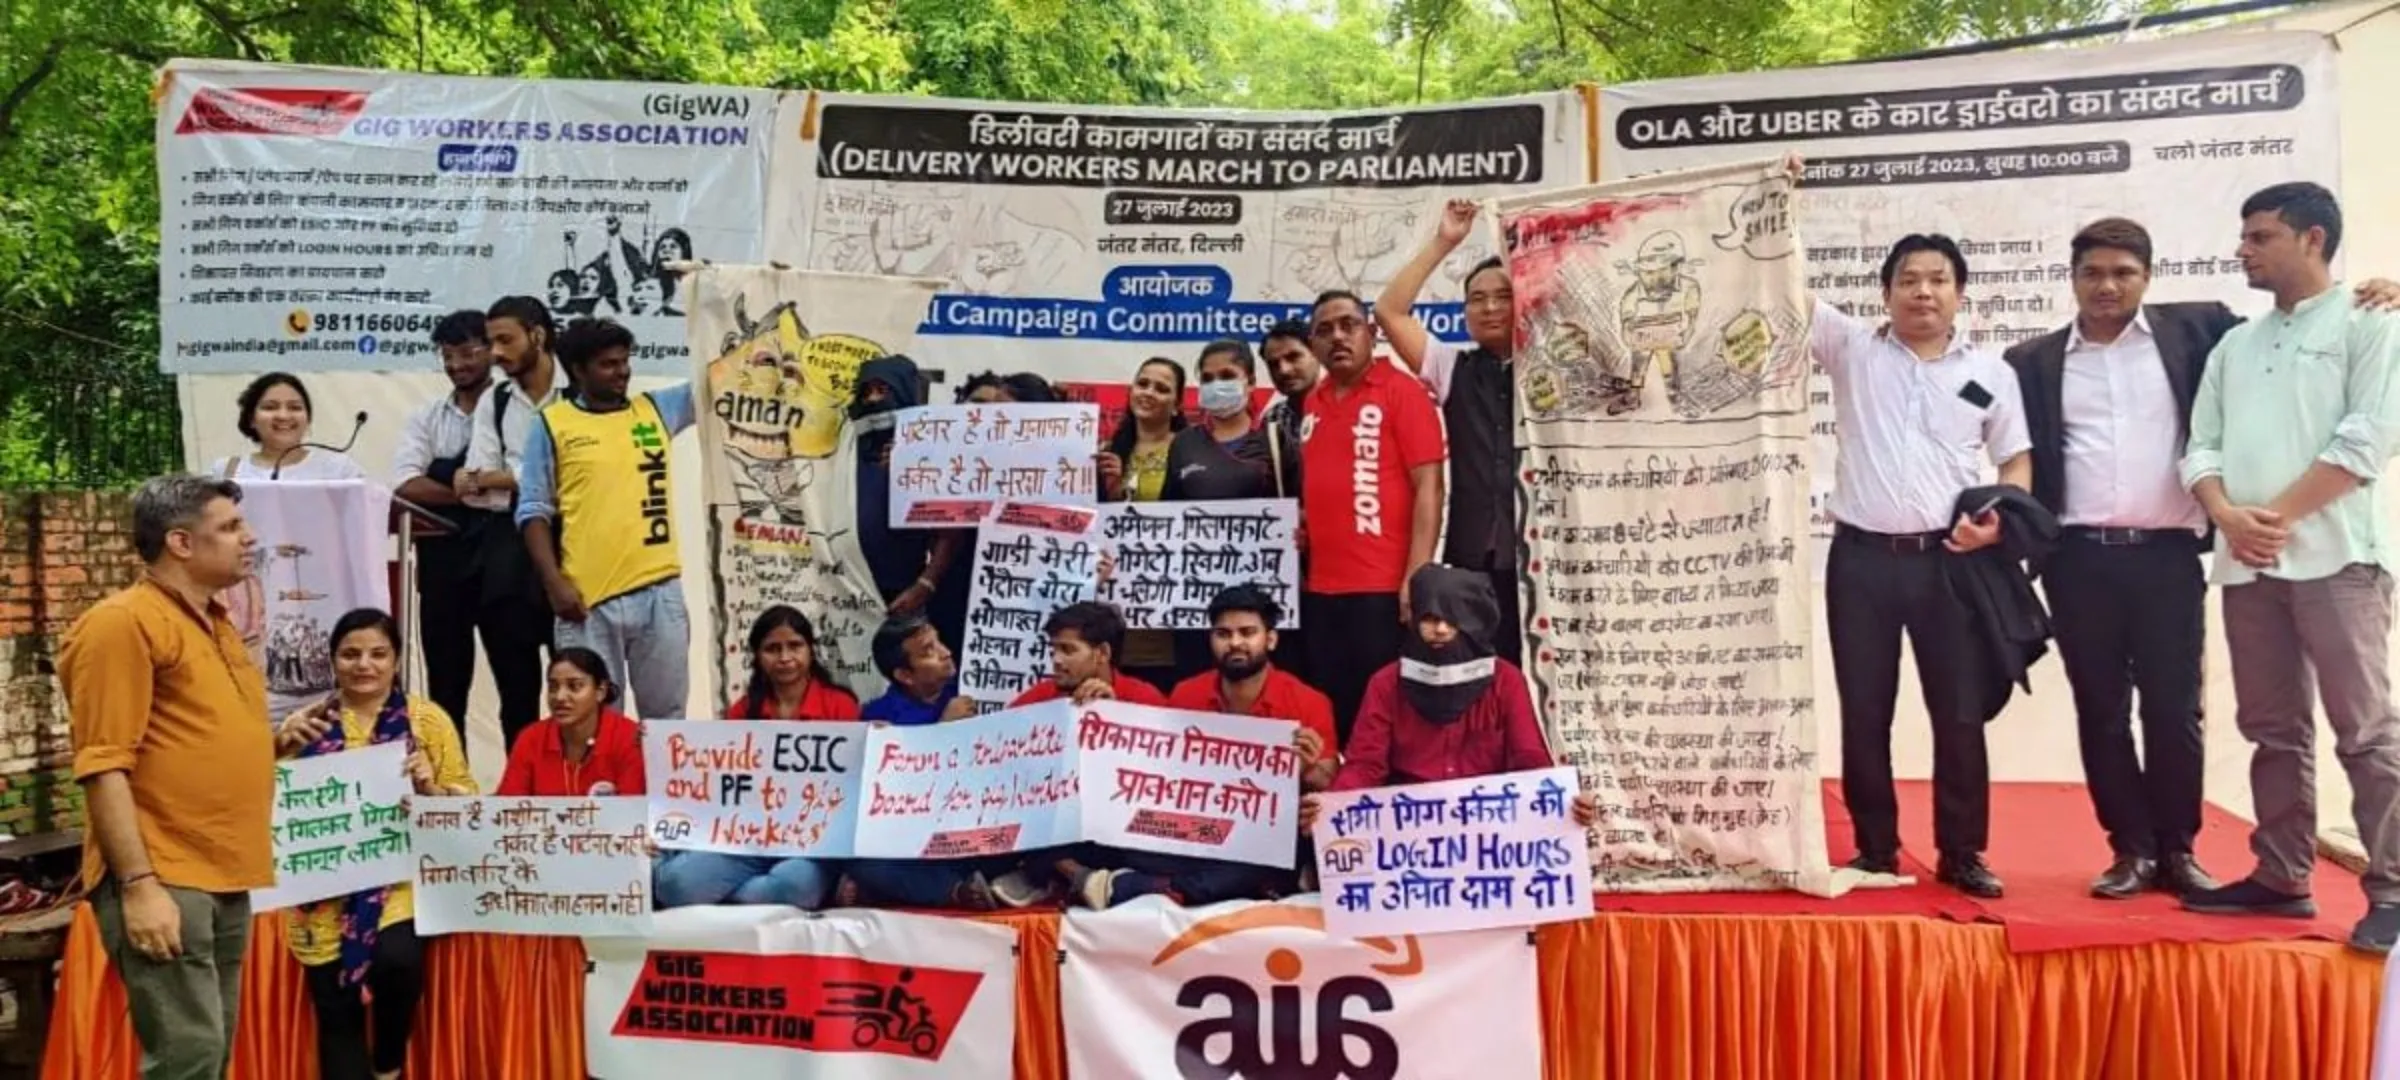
222 372 366 481
271 609 474 1080
495 647 647 797
1096 357 1188 691
1155 340 1298 678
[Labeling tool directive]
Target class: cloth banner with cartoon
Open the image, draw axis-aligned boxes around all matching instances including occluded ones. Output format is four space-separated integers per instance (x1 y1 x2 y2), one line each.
687 265 943 700
217 479 393 723
1495 160 1836 895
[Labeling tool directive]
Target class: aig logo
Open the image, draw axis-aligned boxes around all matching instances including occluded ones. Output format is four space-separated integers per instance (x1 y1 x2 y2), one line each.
1150 905 1424 1080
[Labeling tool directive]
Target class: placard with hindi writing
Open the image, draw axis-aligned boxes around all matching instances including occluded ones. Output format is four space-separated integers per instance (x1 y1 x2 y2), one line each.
1076 702 1303 869
1097 500 1301 630
959 503 1102 706
854 701 1082 859
644 721 864 856
889 403 1102 527
411 796 652 937
1311 767 1592 938
253 741 413 912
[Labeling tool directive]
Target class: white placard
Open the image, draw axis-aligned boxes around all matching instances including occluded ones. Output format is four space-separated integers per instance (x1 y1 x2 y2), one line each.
1313 767 1592 936
1078 702 1302 869
853 701 1082 859
957 502 1102 705
643 721 864 857
253 741 412 912
411 796 652 937
1096 499 1300 630
887 404 1102 528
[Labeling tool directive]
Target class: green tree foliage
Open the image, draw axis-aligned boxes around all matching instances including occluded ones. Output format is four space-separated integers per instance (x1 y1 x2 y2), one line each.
2 0 2174 486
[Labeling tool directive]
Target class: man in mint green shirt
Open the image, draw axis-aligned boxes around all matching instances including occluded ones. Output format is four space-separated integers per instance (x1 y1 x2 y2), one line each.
2178 181 2400 953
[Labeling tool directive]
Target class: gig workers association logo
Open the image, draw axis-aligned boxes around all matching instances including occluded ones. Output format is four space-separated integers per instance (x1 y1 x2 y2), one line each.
1154 904 1425 1080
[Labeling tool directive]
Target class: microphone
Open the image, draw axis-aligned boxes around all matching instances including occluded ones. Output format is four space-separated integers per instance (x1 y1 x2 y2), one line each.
271 411 368 479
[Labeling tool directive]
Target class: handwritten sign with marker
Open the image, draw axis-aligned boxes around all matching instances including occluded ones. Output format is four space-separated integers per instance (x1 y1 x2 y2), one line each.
855 701 1082 859
1077 702 1302 868
253 741 413 912
960 503 1102 706
411 796 652 937
644 721 864 856
889 403 1102 527
1312 766 1592 937
1098 500 1301 629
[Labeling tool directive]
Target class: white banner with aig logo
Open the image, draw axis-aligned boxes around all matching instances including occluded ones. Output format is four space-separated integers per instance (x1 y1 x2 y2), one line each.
1061 896 1539 1080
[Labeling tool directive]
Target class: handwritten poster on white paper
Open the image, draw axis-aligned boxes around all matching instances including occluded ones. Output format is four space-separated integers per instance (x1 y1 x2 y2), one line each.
1077 702 1302 869
411 796 652 937
888 403 1102 527
855 702 1082 859
644 721 865 856
1312 767 1591 937
959 503 1102 705
1097 500 1300 629
253 741 412 912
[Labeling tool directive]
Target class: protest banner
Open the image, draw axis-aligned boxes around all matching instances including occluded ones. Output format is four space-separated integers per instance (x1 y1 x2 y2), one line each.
645 721 864 857
1077 702 1302 869
156 61 779 374
587 905 1017 1079
214 480 392 722
1096 499 1300 630
1312 767 1592 937
958 503 1103 705
854 702 1081 859
1597 32 2338 571
887 404 1103 527
1497 160 1832 895
254 741 413 912
688 264 942 702
772 91 1588 387
411 796 652 937
1062 898 1541 1080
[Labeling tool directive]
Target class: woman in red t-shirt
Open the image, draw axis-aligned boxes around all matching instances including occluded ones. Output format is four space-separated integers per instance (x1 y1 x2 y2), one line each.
724 606 861 720
495 648 647 797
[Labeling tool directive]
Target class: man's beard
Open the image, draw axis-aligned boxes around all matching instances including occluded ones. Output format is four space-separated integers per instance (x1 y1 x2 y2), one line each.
1216 651 1266 680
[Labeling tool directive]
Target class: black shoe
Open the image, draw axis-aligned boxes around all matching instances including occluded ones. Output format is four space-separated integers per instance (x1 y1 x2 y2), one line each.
2349 904 2400 954
1937 855 2004 898
2154 854 2220 897
1845 852 1899 875
2090 856 2157 899
2180 878 2316 917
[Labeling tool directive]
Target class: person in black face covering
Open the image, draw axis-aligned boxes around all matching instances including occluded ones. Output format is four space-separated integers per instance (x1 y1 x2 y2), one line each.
852 355 970 653
1299 565 1598 828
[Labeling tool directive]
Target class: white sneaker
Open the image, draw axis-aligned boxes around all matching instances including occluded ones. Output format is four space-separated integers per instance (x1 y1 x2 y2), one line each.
1075 868 1119 910
989 869 1051 908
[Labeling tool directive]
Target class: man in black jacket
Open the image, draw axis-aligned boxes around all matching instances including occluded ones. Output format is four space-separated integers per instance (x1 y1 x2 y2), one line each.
2005 217 2399 899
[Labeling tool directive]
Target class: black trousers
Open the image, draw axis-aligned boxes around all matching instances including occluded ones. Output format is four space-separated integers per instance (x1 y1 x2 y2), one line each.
417 572 551 755
2042 532 2207 859
1826 528 1992 860
305 920 423 1079
1302 591 1404 747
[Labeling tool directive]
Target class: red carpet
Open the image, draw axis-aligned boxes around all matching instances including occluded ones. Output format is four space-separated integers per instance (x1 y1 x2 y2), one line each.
1596 779 2366 955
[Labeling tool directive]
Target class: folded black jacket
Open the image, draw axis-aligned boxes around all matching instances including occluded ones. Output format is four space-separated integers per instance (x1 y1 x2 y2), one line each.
1944 484 2059 724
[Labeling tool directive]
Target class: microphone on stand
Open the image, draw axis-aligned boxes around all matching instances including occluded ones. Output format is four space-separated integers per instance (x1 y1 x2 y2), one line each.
270 410 368 479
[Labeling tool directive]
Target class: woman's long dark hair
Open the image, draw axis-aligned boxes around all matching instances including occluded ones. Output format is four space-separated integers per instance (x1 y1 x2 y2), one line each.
744 605 847 717
1107 357 1189 462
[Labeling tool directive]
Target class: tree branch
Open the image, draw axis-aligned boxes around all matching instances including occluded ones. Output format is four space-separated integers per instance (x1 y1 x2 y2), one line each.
191 0 271 60
0 38 66 141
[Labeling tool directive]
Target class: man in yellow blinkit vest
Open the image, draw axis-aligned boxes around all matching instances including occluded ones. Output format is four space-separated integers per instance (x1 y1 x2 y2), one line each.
515 318 697 719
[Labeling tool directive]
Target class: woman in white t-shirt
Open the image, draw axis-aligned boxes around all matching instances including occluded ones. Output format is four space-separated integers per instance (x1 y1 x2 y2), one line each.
219 372 366 482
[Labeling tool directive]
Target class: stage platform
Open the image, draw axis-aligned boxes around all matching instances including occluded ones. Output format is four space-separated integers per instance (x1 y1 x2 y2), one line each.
40 782 2385 1080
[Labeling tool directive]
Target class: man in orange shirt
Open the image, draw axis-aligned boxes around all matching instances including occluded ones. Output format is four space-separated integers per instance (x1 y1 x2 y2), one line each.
60 474 278 1080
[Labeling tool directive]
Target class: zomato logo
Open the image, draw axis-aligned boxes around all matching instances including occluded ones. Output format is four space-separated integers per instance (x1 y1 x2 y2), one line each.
1152 904 1424 1080
175 87 368 136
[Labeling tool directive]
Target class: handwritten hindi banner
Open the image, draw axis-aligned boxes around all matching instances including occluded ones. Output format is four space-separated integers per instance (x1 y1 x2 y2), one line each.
645 721 865 857
411 796 652 937
1076 702 1302 868
889 404 1102 527
855 702 1081 859
1097 500 1300 630
254 741 413 912
1497 160 1833 895
960 503 1102 706
1311 767 1590 937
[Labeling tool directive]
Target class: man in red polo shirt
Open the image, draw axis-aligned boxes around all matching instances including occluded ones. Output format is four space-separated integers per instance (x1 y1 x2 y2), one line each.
1299 289 1446 742
1006 601 1170 709
1166 584 1338 791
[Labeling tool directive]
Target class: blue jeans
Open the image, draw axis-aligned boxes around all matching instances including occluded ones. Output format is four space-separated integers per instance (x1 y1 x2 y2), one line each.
654 852 830 909
847 857 1009 908
1110 850 1283 905
555 577 690 719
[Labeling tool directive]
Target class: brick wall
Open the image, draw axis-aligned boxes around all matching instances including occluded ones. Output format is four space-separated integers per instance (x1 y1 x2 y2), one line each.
0 491 141 837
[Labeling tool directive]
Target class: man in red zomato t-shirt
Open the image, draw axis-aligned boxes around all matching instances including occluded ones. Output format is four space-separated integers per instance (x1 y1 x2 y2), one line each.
1298 289 1447 742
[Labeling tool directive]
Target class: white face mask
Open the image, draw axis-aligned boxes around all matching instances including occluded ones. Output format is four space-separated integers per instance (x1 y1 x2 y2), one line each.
1198 379 1248 419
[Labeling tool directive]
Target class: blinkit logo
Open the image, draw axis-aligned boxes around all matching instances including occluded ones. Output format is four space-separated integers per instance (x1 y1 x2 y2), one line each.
1349 404 1385 538
633 419 671 545
1154 905 1424 1080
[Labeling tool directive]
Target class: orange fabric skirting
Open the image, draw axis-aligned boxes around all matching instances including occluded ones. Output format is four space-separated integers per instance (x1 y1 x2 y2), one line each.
44 905 2380 1080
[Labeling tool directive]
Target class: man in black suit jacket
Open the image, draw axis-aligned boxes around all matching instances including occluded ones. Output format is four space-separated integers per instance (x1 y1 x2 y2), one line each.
2007 217 2399 899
